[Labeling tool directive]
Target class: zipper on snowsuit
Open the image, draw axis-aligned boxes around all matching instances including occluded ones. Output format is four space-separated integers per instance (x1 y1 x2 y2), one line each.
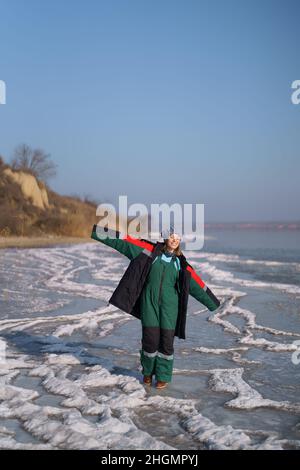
158 264 166 305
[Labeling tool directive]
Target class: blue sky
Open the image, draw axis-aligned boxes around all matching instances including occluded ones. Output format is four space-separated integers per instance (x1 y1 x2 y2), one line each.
0 0 299 222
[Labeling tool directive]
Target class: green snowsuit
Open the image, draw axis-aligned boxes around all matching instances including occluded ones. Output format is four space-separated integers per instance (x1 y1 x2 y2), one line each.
91 228 219 383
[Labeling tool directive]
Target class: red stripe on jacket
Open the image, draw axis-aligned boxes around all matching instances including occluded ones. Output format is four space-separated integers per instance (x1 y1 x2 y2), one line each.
186 265 206 289
123 235 155 252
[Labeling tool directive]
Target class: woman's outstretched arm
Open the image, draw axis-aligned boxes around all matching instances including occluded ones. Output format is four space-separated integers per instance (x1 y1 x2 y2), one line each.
91 224 154 260
187 264 220 311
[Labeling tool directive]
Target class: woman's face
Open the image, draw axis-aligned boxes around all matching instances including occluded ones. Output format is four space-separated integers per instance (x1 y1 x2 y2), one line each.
166 234 181 251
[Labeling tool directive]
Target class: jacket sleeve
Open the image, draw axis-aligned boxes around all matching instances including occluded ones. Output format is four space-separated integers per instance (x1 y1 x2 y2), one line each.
91 224 154 260
187 264 220 311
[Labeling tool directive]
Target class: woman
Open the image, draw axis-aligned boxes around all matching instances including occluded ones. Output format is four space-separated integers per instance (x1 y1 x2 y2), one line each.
91 224 220 390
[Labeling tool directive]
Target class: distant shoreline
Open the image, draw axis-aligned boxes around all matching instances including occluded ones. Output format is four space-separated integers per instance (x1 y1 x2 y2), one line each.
0 236 93 249
1 223 299 250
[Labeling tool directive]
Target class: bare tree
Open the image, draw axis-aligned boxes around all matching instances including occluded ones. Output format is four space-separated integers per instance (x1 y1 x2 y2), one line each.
11 144 57 182
83 193 98 206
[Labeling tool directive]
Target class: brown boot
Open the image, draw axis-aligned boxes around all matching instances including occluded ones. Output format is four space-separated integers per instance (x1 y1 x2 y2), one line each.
143 375 152 386
155 380 168 389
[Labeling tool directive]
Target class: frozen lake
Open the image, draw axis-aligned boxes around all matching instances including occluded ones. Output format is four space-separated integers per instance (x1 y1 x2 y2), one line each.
0 229 300 449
